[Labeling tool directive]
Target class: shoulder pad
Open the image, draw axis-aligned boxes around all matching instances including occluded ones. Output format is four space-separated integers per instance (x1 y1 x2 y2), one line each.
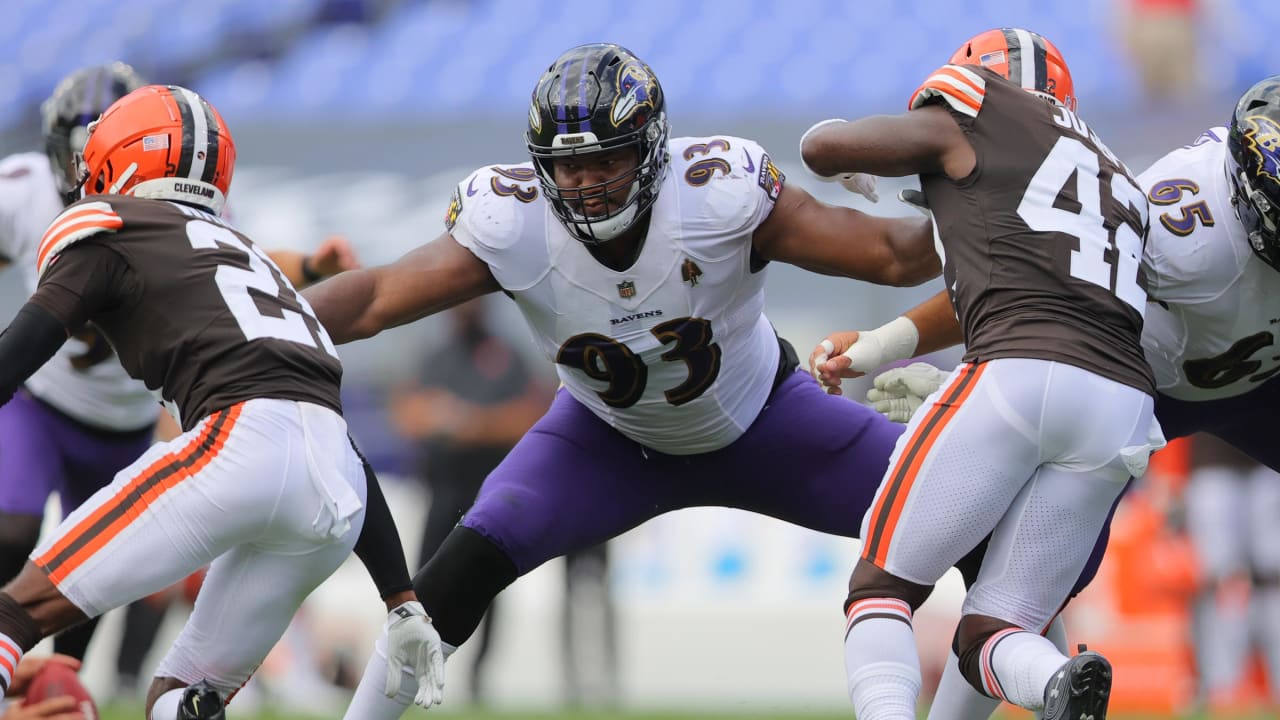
448 165 539 253
909 64 986 118
37 200 123 276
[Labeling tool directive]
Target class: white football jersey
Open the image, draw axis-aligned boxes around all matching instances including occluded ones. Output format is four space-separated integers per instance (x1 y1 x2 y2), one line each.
0 152 158 430
450 136 786 454
1139 128 1280 401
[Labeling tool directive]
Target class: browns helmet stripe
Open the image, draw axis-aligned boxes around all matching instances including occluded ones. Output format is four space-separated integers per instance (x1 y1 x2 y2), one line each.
167 86 220 184
1002 28 1049 98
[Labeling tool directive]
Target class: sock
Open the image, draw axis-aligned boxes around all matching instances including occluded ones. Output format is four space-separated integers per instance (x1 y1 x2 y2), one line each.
341 633 458 719
1043 615 1068 653
0 632 24 697
1253 585 1280 701
926 649 1001 720
844 598 920 720
980 630 1068 711
150 687 183 720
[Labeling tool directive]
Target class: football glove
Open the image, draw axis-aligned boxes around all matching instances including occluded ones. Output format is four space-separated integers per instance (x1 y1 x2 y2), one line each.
866 388 924 424
898 188 931 216
866 362 948 423
384 600 446 709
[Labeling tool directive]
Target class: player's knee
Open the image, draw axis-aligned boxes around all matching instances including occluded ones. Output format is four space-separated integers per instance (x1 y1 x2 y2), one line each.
412 526 518 647
954 613 1019 696
843 558 932 613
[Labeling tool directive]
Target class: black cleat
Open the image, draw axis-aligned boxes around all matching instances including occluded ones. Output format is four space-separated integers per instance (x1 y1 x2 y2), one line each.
177 680 226 720
1042 647 1112 720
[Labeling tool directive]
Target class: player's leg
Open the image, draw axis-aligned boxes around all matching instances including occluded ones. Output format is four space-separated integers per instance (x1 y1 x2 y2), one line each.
346 389 682 719
145 399 367 717
0 392 65 585
52 419 154 660
1184 450 1251 704
1244 462 1280 702
0 406 247 697
954 363 1155 716
844 361 1046 720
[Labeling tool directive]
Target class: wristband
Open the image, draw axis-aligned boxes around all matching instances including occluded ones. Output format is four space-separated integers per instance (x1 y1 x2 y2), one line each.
301 255 324 283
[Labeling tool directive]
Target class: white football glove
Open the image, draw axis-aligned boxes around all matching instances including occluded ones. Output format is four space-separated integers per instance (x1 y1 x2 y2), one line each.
866 388 924 423
866 362 948 423
835 172 880 202
384 600 446 709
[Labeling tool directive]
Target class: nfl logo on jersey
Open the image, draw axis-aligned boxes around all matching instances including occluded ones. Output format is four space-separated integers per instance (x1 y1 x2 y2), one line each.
617 280 637 298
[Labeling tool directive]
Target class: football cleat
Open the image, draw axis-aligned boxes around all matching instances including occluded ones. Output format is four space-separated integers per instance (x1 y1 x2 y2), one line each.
1042 645 1112 720
177 680 226 720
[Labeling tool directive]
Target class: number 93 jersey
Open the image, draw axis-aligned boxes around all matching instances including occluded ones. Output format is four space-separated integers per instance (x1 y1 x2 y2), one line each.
1138 128 1280 401
449 136 785 455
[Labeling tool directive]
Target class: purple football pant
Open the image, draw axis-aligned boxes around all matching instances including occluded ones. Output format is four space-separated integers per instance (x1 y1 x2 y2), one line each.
461 370 901 575
461 369 1113 598
0 390 154 518
1156 379 1280 471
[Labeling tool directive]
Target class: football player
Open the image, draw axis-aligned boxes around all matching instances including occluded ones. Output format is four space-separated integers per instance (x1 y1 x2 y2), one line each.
802 28 1164 720
815 73 1280 719
298 42 1009 719
0 63 360 668
0 85 443 719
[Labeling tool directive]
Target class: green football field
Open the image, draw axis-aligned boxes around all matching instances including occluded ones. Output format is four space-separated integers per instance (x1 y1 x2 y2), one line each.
94 706 1276 720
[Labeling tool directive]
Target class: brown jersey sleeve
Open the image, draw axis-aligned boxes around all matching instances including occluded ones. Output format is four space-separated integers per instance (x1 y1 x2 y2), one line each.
30 240 135 332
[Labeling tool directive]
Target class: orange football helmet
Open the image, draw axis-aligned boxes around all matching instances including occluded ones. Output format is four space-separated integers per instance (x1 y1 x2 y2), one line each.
79 85 235 215
949 28 1076 112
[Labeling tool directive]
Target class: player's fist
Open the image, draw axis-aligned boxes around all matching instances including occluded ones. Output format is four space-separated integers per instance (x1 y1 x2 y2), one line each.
309 235 361 277
809 331 863 396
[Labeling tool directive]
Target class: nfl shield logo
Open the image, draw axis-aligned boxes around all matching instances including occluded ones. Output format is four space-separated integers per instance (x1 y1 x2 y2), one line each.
617 280 636 299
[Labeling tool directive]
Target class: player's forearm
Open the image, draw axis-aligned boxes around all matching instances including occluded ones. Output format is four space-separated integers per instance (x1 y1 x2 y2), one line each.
904 289 963 355
882 216 943 286
302 268 383 344
0 303 67 405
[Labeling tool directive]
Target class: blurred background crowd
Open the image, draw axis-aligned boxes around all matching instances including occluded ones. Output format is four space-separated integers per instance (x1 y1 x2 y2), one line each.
1 0 1278 717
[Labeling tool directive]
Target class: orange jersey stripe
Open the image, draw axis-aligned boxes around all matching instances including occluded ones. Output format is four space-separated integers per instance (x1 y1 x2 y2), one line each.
862 363 987 567
0 642 15 684
36 404 244 585
35 208 123 272
909 65 986 115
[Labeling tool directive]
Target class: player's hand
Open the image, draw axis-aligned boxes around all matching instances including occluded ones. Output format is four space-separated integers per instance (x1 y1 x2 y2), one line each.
383 601 446 709
866 363 947 423
6 655 80 696
898 188 931 216
809 331 864 395
834 172 879 202
2 696 85 720
308 235 361 277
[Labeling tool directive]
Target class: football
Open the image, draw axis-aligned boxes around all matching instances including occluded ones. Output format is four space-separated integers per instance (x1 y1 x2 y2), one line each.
20 661 98 719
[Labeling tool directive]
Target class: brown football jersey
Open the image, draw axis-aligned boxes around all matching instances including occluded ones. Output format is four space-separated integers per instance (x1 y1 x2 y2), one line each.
912 64 1154 395
32 195 342 430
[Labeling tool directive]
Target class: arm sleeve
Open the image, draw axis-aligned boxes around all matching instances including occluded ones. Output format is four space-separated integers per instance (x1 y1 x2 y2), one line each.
30 240 130 331
351 449 415 598
0 302 68 404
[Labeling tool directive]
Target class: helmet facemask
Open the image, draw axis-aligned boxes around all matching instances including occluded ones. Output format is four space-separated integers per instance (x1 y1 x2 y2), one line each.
1226 76 1280 273
530 113 668 245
